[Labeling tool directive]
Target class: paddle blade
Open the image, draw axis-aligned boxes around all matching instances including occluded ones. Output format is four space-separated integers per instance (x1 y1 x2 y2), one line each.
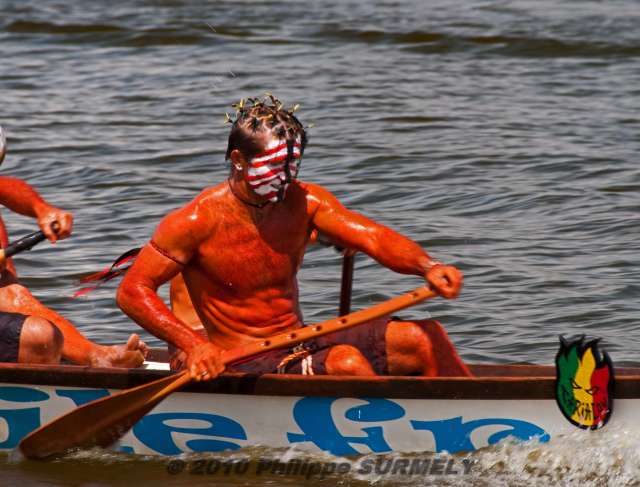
19 371 189 459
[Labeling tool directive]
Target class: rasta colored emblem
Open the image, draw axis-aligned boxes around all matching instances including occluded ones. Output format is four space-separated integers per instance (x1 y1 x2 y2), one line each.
555 336 614 430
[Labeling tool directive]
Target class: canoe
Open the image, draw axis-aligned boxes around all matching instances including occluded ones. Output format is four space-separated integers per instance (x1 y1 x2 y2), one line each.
0 346 636 457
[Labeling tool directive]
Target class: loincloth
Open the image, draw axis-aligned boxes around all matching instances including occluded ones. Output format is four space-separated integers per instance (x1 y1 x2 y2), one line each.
0 311 27 363
168 316 390 375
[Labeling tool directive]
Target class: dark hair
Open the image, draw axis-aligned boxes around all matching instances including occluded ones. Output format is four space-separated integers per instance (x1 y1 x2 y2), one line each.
225 95 308 161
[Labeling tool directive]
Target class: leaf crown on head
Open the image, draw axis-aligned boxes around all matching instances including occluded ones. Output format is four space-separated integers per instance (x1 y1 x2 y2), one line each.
224 94 309 161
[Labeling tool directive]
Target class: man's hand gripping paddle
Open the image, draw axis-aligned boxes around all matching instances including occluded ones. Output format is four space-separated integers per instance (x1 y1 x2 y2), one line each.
19 285 437 460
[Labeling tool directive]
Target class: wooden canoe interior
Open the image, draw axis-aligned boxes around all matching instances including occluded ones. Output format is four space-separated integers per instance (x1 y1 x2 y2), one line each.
0 348 639 400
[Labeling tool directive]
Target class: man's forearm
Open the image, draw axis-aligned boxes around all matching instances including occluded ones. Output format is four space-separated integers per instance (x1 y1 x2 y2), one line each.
117 283 208 352
363 227 438 277
0 176 49 218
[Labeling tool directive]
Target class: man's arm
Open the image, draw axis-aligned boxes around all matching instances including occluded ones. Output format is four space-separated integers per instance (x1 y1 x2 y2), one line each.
0 176 72 242
0 176 145 367
306 183 462 298
117 194 224 380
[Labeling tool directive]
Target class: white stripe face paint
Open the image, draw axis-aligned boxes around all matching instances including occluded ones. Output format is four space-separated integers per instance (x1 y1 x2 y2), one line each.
246 136 302 202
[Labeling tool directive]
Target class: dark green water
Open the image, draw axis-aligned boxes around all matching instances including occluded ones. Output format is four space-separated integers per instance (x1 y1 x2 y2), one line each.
1 0 640 484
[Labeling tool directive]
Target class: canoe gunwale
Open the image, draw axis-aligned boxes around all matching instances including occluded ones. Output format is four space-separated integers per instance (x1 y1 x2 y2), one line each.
1 362 640 399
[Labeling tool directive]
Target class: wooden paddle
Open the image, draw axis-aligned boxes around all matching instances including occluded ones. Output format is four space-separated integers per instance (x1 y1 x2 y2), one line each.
19 285 437 459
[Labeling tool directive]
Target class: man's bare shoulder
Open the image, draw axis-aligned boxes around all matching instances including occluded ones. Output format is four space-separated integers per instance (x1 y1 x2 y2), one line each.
154 183 228 246
193 181 229 201
297 181 338 201
297 181 344 211
168 183 227 217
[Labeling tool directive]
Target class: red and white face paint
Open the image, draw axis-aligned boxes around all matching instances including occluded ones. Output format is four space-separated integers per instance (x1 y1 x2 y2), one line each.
246 136 302 202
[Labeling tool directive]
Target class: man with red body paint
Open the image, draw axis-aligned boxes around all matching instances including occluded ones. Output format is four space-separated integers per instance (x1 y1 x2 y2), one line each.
0 126 146 366
117 97 469 380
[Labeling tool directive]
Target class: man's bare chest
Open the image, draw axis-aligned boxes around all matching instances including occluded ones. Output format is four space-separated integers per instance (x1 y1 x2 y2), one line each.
192 209 311 288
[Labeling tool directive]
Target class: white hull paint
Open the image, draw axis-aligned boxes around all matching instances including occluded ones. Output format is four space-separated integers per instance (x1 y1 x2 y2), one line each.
1 383 634 456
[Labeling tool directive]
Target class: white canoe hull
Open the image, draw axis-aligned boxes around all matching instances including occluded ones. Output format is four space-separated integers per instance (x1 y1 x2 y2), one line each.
1 377 637 456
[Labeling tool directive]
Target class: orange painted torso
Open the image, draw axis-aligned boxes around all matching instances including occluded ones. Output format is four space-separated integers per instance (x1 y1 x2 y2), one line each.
179 181 313 348
120 173 440 356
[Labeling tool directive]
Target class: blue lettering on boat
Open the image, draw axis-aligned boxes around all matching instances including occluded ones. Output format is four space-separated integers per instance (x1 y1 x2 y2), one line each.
0 386 551 455
0 408 41 448
410 417 550 453
56 389 111 406
0 386 49 448
287 397 406 455
0 386 49 402
132 412 247 455
288 397 550 455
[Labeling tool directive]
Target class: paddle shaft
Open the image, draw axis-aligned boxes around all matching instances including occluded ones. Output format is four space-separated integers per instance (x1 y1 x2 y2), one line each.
0 222 59 260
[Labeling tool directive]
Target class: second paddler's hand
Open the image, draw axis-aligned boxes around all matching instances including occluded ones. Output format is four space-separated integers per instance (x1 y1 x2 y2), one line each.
425 263 463 299
35 204 73 242
89 334 148 368
185 342 225 381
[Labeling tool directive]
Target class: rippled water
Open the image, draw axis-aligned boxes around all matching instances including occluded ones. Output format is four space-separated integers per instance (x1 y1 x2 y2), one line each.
1 0 640 484
4 426 640 487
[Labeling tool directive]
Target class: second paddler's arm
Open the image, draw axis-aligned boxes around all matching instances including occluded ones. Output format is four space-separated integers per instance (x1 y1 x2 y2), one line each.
116 196 224 380
0 176 73 242
305 182 463 299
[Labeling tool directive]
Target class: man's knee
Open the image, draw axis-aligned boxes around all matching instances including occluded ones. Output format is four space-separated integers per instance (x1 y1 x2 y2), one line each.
386 320 437 376
386 321 434 353
18 316 63 364
325 344 376 376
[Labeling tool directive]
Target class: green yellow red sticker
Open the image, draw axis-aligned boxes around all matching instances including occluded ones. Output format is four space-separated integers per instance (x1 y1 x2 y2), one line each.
555 336 614 430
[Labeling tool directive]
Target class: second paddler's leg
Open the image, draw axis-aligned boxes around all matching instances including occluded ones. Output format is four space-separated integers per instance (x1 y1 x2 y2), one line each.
0 261 63 364
0 282 146 367
0 310 62 364
18 315 63 364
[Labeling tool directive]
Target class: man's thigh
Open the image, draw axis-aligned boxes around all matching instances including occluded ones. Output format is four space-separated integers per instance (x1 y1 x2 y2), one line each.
282 316 390 375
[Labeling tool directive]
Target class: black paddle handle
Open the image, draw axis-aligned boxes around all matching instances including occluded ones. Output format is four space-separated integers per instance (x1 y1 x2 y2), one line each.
4 231 47 258
3 222 60 258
